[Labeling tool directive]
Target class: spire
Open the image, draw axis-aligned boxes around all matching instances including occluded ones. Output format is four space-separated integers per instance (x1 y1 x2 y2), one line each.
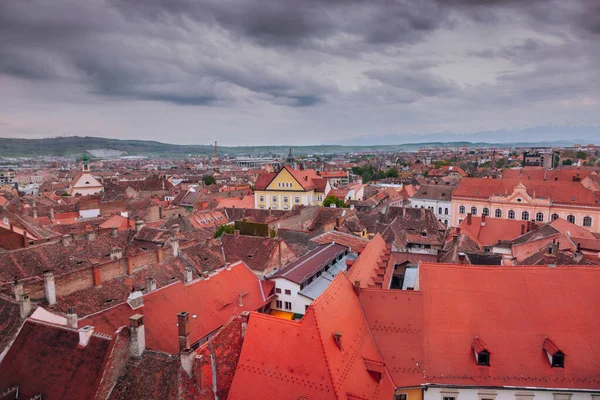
286 148 297 170
82 154 90 172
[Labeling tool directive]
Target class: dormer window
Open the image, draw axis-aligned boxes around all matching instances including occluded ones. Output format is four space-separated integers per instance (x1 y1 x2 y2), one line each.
543 338 565 368
472 337 491 366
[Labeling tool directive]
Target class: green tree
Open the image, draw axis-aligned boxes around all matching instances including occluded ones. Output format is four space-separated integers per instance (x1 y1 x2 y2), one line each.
562 159 573 166
214 224 235 238
203 175 216 186
575 151 587 160
323 195 348 208
385 168 398 178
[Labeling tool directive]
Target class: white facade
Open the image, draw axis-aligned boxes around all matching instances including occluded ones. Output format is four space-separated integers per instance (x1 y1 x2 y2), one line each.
422 386 599 400
79 208 100 219
410 198 452 226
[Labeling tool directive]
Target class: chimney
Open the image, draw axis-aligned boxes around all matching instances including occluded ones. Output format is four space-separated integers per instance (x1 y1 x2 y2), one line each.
66 307 78 329
333 331 343 349
458 252 467 264
521 224 525 235
178 312 191 352
43 271 56 305
129 314 146 358
577 242 581 253
241 311 250 338
171 238 179 257
466 213 472 225
50 208 55 220
336 217 343 228
22 233 29 248
146 276 157 293
111 227 118 237
159 206 164 220
456 227 461 235
452 234 458 244
238 293 243 307
19 294 31 319
61 234 73 246
78 326 94 347
184 266 193 284
180 348 196 378
86 230 96 241
171 224 181 237
202 271 210 279
353 280 361 297
13 281 24 301
33 208 38 219
135 220 145 231
481 214 486 226
127 288 144 309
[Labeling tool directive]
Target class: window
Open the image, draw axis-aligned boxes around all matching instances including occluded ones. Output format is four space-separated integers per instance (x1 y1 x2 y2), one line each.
275 288 281 294
285 289 291 295
278 182 281 188
284 301 292 311
477 350 490 366
395 395 407 400
276 300 282 308
536 212 544 222
551 213 559 221
439 207 442 214
567 215 575 224
294 196 300 204
583 216 592 227
444 208 448 215
272 196 277 202
552 352 565 368
259 196 264 202
508 210 515 219
459 205 465 214
495 209 502 218
283 197 288 203
443 397 456 400
482 208 489 217
521 211 529 220
471 206 478 215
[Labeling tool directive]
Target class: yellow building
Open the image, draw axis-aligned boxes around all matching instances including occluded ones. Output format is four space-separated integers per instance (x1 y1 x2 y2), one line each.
254 166 330 210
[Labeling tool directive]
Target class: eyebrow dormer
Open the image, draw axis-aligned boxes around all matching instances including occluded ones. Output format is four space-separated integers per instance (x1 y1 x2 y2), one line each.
543 338 565 368
472 337 490 366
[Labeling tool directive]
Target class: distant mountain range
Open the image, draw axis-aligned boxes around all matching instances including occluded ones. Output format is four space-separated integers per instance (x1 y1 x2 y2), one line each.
0 129 595 158
342 125 599 146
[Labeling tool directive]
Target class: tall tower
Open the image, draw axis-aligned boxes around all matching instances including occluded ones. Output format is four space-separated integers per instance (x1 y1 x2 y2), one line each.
82 154 90 172
286 148 297 170
213 141 217 171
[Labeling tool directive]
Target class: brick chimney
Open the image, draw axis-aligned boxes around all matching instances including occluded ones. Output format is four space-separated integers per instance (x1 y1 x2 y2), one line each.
521 224 525 235
180 348 197 378
78 326 94 347
22 233 28 248
184 266 193 284
481 214 486 226
129 314 145 358
466 213 472 225
66 307 78 329
146 276 157 293
456 227 461 235
86 230 96 241
127 288 144 309
43 271 56 305
110 247 123 261
178 311 191 352
170 237 180 257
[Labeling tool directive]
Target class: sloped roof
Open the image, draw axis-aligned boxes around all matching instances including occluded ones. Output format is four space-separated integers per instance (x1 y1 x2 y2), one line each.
80 262 272 354
311 230 369 253
270 243 348 284
458 215 527 247
413 183 455 201
228 274 395 399
0 319 113 400
418 263 600 389
222 234 296 272
345 233 392 289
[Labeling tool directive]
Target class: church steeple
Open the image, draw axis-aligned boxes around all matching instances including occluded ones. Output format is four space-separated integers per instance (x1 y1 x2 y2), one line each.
286 148 297 170
82 154 90 172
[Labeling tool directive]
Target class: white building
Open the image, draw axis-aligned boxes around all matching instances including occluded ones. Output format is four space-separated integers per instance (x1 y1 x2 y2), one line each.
70 156 104 196
267 243 349 317
409 183 455 226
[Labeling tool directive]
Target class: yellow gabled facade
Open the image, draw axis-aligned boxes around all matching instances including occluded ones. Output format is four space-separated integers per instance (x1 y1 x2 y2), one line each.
254 167 329 210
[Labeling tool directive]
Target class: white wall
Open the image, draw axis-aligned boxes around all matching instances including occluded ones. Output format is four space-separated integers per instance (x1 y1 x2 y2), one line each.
79 208 100 219
410 198 452 226
270 278 306 315
424 386 598 400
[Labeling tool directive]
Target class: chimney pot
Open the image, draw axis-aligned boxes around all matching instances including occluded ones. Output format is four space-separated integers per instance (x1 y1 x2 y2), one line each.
66 308 78 329
78 326 94 347
180 348 196 378
19 294 31 319
184 266 193 284
127 289 144 309
177 311 191 351
146 276 157 293
135 220 145 231
111 227 118 237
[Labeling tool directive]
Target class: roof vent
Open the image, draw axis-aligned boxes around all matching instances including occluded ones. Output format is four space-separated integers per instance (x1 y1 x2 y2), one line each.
127 289 144 309
333 331 342 350
472 337 490 366
78 325 94 347
543 338 564 368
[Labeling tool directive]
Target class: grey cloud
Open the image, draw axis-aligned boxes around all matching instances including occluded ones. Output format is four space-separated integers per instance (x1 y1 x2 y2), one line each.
366 69 459 97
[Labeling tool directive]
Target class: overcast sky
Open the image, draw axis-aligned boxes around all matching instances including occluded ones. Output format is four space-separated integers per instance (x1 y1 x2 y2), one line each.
1 0 599 145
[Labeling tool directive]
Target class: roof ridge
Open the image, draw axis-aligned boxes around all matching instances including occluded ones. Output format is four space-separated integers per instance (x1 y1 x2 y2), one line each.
308 306 339 399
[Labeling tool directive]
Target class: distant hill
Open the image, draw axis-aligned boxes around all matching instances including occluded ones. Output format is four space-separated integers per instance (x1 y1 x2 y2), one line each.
0 135 584 158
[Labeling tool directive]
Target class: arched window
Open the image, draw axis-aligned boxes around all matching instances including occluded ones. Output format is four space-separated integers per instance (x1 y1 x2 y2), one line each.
583 216 592 227
471 206 478 215
508 210 515 219
535 212 544 222
438 207 442 214
459 206 465 214
567 215 575 224
551 213 559 221
444 208 448 215
521 211 529 221
482 208 489 217
495 209 502 218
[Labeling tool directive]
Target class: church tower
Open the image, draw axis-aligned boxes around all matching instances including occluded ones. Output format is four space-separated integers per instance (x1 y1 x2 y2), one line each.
286 148 297 170
82 154 90 172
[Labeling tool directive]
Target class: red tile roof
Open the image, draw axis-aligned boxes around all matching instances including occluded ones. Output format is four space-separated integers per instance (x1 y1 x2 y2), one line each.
457 215 528 246
311 230 369 253
0 319 114 400
228 274 395 399
81 262 273 354
346 233 393 289
270 243 348 284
